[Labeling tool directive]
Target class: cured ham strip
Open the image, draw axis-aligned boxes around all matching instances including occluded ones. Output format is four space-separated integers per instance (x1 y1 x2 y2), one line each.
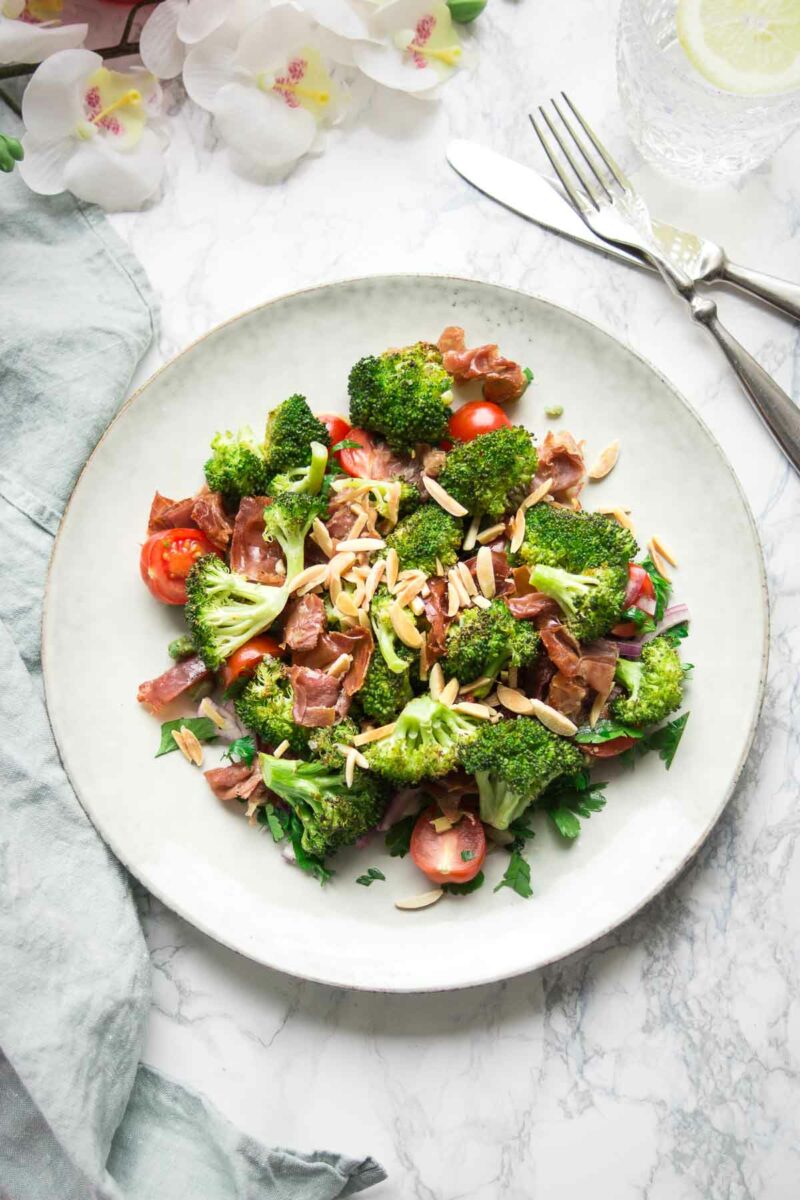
547 672 588 721
532 431 586 505
147 492 197 534
463 549 515 598
137 655 209 712
507 591 562 623
578 638 618 695
282 593 326 653
230 496 285 585
420 576 453 662
437 325 528 404
191 489 233 551
293 627 373 716
289 665 339 728
204 762 265 803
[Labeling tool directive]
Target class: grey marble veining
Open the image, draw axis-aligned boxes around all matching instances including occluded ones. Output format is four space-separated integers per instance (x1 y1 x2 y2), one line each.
103 1 800 1194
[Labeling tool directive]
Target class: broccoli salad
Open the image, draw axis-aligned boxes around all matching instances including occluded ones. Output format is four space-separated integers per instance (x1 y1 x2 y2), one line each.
138 326 691 907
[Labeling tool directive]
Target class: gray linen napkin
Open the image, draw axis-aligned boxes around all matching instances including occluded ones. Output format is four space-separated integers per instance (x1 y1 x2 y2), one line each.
0 160 385 1200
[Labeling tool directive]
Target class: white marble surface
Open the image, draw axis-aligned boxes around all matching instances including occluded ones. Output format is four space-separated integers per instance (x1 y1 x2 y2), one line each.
99 1 800 1194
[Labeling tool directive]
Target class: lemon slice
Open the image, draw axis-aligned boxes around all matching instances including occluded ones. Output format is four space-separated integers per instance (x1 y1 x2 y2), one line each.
676 0 800 95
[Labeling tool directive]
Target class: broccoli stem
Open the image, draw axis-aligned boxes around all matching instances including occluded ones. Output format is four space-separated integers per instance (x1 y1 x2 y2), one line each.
615 658 643 701
372 614 411 675
529 563 598 618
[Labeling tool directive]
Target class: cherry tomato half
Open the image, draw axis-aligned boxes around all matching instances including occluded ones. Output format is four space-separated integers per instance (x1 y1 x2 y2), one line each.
582 736 638 758
140 528 217 605
410 805 486 886
448 400 511 443
336 428 382 478
611 622 640 638
221 635 284 690
318 412 351 447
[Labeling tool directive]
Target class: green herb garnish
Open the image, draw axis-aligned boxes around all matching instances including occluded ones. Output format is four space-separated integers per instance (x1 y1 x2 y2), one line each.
494 851 532 899
156 717 218 758
223 735 256 766
444 871 485 895
620 712 690 771
385 815 415 858
356 867 386 886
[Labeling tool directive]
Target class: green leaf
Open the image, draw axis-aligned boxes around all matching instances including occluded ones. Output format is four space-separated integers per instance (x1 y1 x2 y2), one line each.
447 0 488 22
223 736 256 766
641 556 671 623
260 803 287 843
443 871 485 895
575 719 642 744
619 711 690 771
548 807 582 840
523 366 534 383
663 620 689 646
331 438 362 453
494 851 532 899
385 815 415 858
356 867 386 886
461 849 475 862
508 819 535 845
620 605 656 634
156 717 218 758
536 769 607 837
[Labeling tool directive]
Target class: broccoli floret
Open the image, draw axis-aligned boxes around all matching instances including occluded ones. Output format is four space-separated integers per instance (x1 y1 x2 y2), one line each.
369 586 417 674
528 562 627 642
437 427 539 520
364 693 481 785
185 555 288 670
331 477 420 523
262 490 327 583
384 505 462 574
234 658 310 754
518 502 637 573
307 718 360 769
267 441 328 496
259 753 386 859
441 600 539 691
263 394 330 477
359 649 415 723
204 426 269 499
460 716 584 830
611 636 684 727
167 634 196 661
348 342 451 452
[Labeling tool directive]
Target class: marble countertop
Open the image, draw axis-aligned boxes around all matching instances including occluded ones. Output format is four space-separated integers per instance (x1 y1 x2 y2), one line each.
105 2 799 1195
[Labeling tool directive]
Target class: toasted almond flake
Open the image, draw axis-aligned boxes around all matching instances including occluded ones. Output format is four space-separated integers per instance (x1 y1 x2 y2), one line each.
507 666 518 690
496 684 534 714
335 537 385 555
422 475 468 517
389 603 423 649
448 568 471 609
411 595 425 617
177 725 203 766
451 701 496 720
348 501 366 517
483 691 500 707
327 551 356 581
171 729 192 763
519 478 553 513
335 592 360 618
289 563 328 595
459 676 493 695
327 653 353 678
472 593 491 610
357 608 371 631
273 560 286 577
421 583 430 598
596 505 635 533
588 440 619 481
335 744 369 770
429 662 444 700
439 676 460 707
395 575 427 607
364 558 385 605
385 481 401 527
431 815 453 833
530 698 578 736
245 798 261 825
457 560 478 596
509 510 526 554
198 697 230 730
273 739 290 759
311 517 334 558
647 540 672 581
475 545 496 599
353 721 397 746
462 514 481 552
343 748 356 788
328 574 342 604
386 547 399 590
588 691 607 728
435 557 444 577
651 534 678 567
446 578 460 618
349 511 368 539
395 888 443 911
419 631 429 680
476 522 506 545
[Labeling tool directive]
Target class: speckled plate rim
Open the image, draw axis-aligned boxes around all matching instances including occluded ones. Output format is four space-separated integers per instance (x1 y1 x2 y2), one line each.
42 273 770 992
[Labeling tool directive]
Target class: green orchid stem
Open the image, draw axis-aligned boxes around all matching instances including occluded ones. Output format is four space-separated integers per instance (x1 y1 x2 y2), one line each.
0 88 21 118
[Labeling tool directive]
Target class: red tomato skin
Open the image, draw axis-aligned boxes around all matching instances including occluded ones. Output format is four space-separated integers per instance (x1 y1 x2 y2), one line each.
221 635 284 689
140 528 217 606
611 622 640 638
318 412 350 447
582 736 638 758
410 806 486 886
624 563 647 607
448 400 511 443
336 428 378 478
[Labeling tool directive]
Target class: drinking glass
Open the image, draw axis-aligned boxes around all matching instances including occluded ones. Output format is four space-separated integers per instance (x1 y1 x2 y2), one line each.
617 0 800 186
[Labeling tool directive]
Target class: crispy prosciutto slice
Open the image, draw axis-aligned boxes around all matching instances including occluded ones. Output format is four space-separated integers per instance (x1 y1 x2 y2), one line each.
292 627 373 717
230 497 285 585
532 431 586 505
420 576 452 661
547 672 588 720
282 593 326 653
137 655 209 712
437 326 528 404
147 492 197 534
289 665 340 728
507 591 562 623
462 549 515 597
191 489 232 551
204 762 265 803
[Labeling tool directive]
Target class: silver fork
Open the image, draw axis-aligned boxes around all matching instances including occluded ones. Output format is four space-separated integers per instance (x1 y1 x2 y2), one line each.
530 94 800 476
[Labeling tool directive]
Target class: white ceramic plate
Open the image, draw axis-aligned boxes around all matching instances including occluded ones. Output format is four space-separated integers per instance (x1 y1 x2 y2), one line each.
44 276 768 992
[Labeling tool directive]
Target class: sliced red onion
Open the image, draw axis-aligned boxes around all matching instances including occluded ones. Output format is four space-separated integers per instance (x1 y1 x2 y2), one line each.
614 639 643 659
659 603 690 631
377 787 423 831
196 697 244 742
355 831 374 850
637 593 657 617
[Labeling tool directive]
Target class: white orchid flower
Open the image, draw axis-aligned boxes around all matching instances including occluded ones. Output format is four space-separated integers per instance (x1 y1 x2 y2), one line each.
0 0 86 65
140 0 269 80
18 49 168 211
353 0 466 93
292 0 378 43
183 5 350 178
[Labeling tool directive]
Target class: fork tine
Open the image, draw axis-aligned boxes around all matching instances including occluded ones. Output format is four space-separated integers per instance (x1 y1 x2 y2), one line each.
538 104 602 211
550 96 612 200
528 113 591 217
561 92 628 191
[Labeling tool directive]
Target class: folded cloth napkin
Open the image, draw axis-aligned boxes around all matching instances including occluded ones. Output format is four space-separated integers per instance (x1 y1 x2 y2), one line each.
0 157 385 1200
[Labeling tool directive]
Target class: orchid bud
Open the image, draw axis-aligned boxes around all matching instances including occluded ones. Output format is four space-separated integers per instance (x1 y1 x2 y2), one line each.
447 0 488 23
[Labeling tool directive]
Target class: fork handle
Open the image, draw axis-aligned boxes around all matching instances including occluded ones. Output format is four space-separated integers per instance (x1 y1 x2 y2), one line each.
720 260 800 323
690 296 800 473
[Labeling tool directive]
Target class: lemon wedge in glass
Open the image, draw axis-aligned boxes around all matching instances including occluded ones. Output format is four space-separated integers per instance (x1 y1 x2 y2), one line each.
677 0 800 95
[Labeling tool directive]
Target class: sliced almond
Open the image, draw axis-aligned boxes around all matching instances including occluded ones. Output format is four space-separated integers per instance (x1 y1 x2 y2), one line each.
289 564 328 595
459 676 493 695
335 537 385 555
327 652 353 678
395 888 443 911
476 522 506 546
364 558 385 605
411 595 425 617
422 475 468 517
435 557 444 577
451 701 497 721
496 684 534 714
596 505 635 533
446 577 460 618
509 510 526 555
349 512 369 540
357 607 371 631
386 547 399 591
457 560 478 597
327 551 356 585
273 739 290 759
483 691 500 707
419 631 429 680
335 592 360 618
344 748 356 788
328 573 342 605
462 514 481 552
472 593 491 610
651 534 678 568
530 698 578 736
353 721 397 746
447 567 471 609
395 574 427 608
647 540 672 581
429 661 444 700
311 517 334 558
588 690 607 729
351 581 366 610
198 697 231 730
431 815 453 833
389 603 423 649
519 478 553 513
475 545 496 599
175 725 203 766
439 676 460 707
588 440 619 481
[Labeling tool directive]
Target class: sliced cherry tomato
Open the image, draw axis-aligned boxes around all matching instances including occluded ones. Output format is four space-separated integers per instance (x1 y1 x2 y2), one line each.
582 736 638 758
221 635 284 690
336 427 382 478
611 621 640 637
410 805 486 886
140 527 217 605
318 412 350 447
624 562 648 608
448 400 511 443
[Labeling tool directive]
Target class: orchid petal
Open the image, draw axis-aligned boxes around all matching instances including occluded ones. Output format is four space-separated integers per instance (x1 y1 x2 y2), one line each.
236 6 317 77
17 132 73 194
21 47 100 138
182 38 237 111
214 80 317 170
352 38 439 91
62 127 165 211
139 0 185 80
3 1 26 20
295 0 376 42
83 66 156 150
0 17 87 66
176 0 234 46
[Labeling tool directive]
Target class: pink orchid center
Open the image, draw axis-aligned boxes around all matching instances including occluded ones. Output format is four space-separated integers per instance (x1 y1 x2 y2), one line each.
398 13 462 70
84 83 142 136
258 49 335 118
